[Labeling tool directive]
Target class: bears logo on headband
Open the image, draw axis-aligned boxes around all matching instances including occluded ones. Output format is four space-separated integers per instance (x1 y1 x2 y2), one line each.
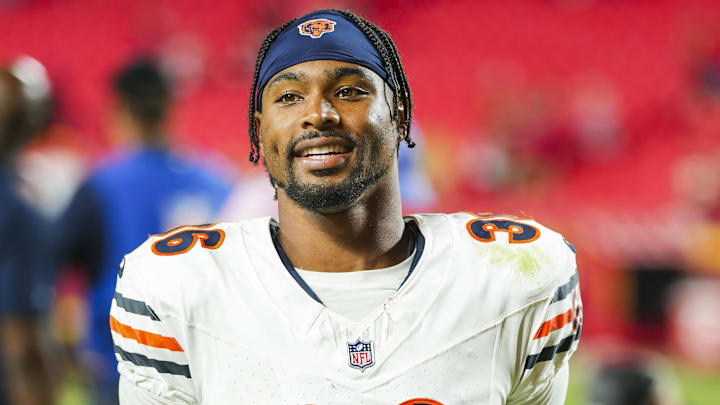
298 19 336 39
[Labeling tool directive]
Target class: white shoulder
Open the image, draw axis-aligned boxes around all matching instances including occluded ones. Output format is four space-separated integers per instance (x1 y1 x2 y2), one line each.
409 212 582 403
414 212 577 306
121 219 267 317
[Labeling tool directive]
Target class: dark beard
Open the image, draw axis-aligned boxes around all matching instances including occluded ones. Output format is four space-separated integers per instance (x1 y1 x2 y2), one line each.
268 129 391 212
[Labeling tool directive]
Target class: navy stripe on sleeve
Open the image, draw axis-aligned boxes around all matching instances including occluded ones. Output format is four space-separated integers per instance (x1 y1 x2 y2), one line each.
114 345 191 378
524 325 582 370
114 292 160 321
551 270 578 304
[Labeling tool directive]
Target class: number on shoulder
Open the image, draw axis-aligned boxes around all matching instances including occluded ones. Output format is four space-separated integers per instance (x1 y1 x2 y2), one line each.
464 212 540 244
151 224 225 256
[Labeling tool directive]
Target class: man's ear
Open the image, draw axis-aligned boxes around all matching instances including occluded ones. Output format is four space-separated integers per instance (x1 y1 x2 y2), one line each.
254 111 263 141
382 81 407 142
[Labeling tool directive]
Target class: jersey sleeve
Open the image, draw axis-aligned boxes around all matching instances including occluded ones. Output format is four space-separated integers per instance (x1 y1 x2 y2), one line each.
507 258 583 404
110 254 197 404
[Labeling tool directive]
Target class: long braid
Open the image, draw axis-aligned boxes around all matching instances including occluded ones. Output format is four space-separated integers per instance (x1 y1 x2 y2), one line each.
248 18 297 163
372 28 414 147
248 10 415 164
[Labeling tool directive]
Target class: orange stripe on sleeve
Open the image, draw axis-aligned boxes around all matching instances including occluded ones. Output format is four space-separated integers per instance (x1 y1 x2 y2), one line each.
533 307 577 340
109 315 184 352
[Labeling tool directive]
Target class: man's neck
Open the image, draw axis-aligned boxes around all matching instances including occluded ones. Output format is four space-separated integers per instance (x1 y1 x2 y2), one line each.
275 179 409 273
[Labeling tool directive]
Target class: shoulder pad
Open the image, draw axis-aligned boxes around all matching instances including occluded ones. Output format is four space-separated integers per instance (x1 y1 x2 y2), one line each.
121 222 239 314
450 212 577 300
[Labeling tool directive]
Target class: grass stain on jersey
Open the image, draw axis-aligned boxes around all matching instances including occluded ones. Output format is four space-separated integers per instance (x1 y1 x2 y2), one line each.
488 245 539 277
479 244 551 283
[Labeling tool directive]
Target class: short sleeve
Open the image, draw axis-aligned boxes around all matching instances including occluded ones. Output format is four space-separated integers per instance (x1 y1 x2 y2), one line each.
110 256 197 405
507 267 583 404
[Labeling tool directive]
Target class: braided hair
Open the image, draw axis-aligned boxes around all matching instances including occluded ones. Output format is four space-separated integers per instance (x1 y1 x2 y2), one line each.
247 9 414 164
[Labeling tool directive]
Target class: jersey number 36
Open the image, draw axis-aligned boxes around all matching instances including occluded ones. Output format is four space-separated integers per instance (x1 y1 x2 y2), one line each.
466 213 540 244
151 225 225 256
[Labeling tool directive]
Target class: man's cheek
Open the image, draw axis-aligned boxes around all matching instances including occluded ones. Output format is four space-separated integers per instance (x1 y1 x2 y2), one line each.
263 153 284 178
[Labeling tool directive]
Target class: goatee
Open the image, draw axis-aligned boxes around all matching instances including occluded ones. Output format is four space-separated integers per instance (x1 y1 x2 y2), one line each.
268 129 391 212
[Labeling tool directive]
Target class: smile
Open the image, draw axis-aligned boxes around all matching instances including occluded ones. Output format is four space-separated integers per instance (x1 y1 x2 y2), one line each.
299 144 352 157
293 136 354 158
292 136 355 171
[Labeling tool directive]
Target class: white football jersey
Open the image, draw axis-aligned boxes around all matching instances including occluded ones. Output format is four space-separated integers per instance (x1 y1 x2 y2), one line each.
110 212 582 404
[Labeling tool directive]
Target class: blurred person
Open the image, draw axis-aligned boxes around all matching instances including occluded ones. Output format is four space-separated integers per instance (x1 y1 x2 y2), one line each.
16 124 87 221
588 352 683 405
217 170 277 221
110 10 582 404
55 59 231 404
0 58 54 405
396 123 436 211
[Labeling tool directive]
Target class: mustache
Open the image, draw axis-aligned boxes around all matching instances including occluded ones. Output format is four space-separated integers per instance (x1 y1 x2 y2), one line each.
285 130 358 160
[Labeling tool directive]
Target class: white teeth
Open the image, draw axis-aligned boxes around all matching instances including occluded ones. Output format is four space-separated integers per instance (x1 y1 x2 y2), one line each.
301 145 348 157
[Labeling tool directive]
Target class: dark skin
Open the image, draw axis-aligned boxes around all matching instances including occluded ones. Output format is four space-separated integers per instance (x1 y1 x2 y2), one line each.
255 60 411 272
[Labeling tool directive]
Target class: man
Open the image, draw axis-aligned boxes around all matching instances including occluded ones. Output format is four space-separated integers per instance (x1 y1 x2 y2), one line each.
56 59 230 403
111 10 581 404
0 59 54 405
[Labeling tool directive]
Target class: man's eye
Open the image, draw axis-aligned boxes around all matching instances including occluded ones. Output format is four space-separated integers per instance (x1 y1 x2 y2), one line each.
277 93 301 103
337 87 366 99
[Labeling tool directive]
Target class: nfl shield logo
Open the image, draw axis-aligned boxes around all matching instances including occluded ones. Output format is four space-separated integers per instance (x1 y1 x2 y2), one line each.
347 339 374 371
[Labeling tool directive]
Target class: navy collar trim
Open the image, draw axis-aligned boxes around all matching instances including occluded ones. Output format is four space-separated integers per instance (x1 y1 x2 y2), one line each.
398 220 425 289
269 222 324 304
269 220 425 305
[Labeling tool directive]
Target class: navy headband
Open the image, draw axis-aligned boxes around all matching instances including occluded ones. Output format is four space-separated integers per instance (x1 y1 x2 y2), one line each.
255 10 394 112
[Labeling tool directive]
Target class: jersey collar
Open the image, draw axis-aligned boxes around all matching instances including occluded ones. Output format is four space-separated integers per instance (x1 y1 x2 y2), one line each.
269 219 425 305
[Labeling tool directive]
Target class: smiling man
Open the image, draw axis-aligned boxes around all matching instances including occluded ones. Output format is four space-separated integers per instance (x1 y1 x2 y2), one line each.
110 9 582 404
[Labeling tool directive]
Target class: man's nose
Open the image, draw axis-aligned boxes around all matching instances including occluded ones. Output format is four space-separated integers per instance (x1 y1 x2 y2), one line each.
301 97 340 130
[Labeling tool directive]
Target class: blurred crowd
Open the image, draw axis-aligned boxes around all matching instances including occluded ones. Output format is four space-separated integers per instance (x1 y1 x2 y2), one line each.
1 0 720 404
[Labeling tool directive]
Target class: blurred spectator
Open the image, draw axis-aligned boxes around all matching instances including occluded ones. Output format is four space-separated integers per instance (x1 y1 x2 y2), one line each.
16 124 87 221
55 58 231 404
397 123 436 212
219 170 277 221
588 351 683 405
0 57 54 405
668 279 720 367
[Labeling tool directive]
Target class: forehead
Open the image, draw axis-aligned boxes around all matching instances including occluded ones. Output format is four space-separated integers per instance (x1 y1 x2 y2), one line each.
265 60 383 90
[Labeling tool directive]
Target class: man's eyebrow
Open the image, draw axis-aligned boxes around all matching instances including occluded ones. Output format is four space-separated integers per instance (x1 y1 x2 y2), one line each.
266 71 307 92
328 67 375 82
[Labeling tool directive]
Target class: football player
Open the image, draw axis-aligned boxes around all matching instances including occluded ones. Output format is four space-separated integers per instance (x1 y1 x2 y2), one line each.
111 9 582 404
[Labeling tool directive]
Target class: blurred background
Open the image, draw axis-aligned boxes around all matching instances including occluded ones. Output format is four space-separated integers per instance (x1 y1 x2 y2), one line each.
1 0 720 404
